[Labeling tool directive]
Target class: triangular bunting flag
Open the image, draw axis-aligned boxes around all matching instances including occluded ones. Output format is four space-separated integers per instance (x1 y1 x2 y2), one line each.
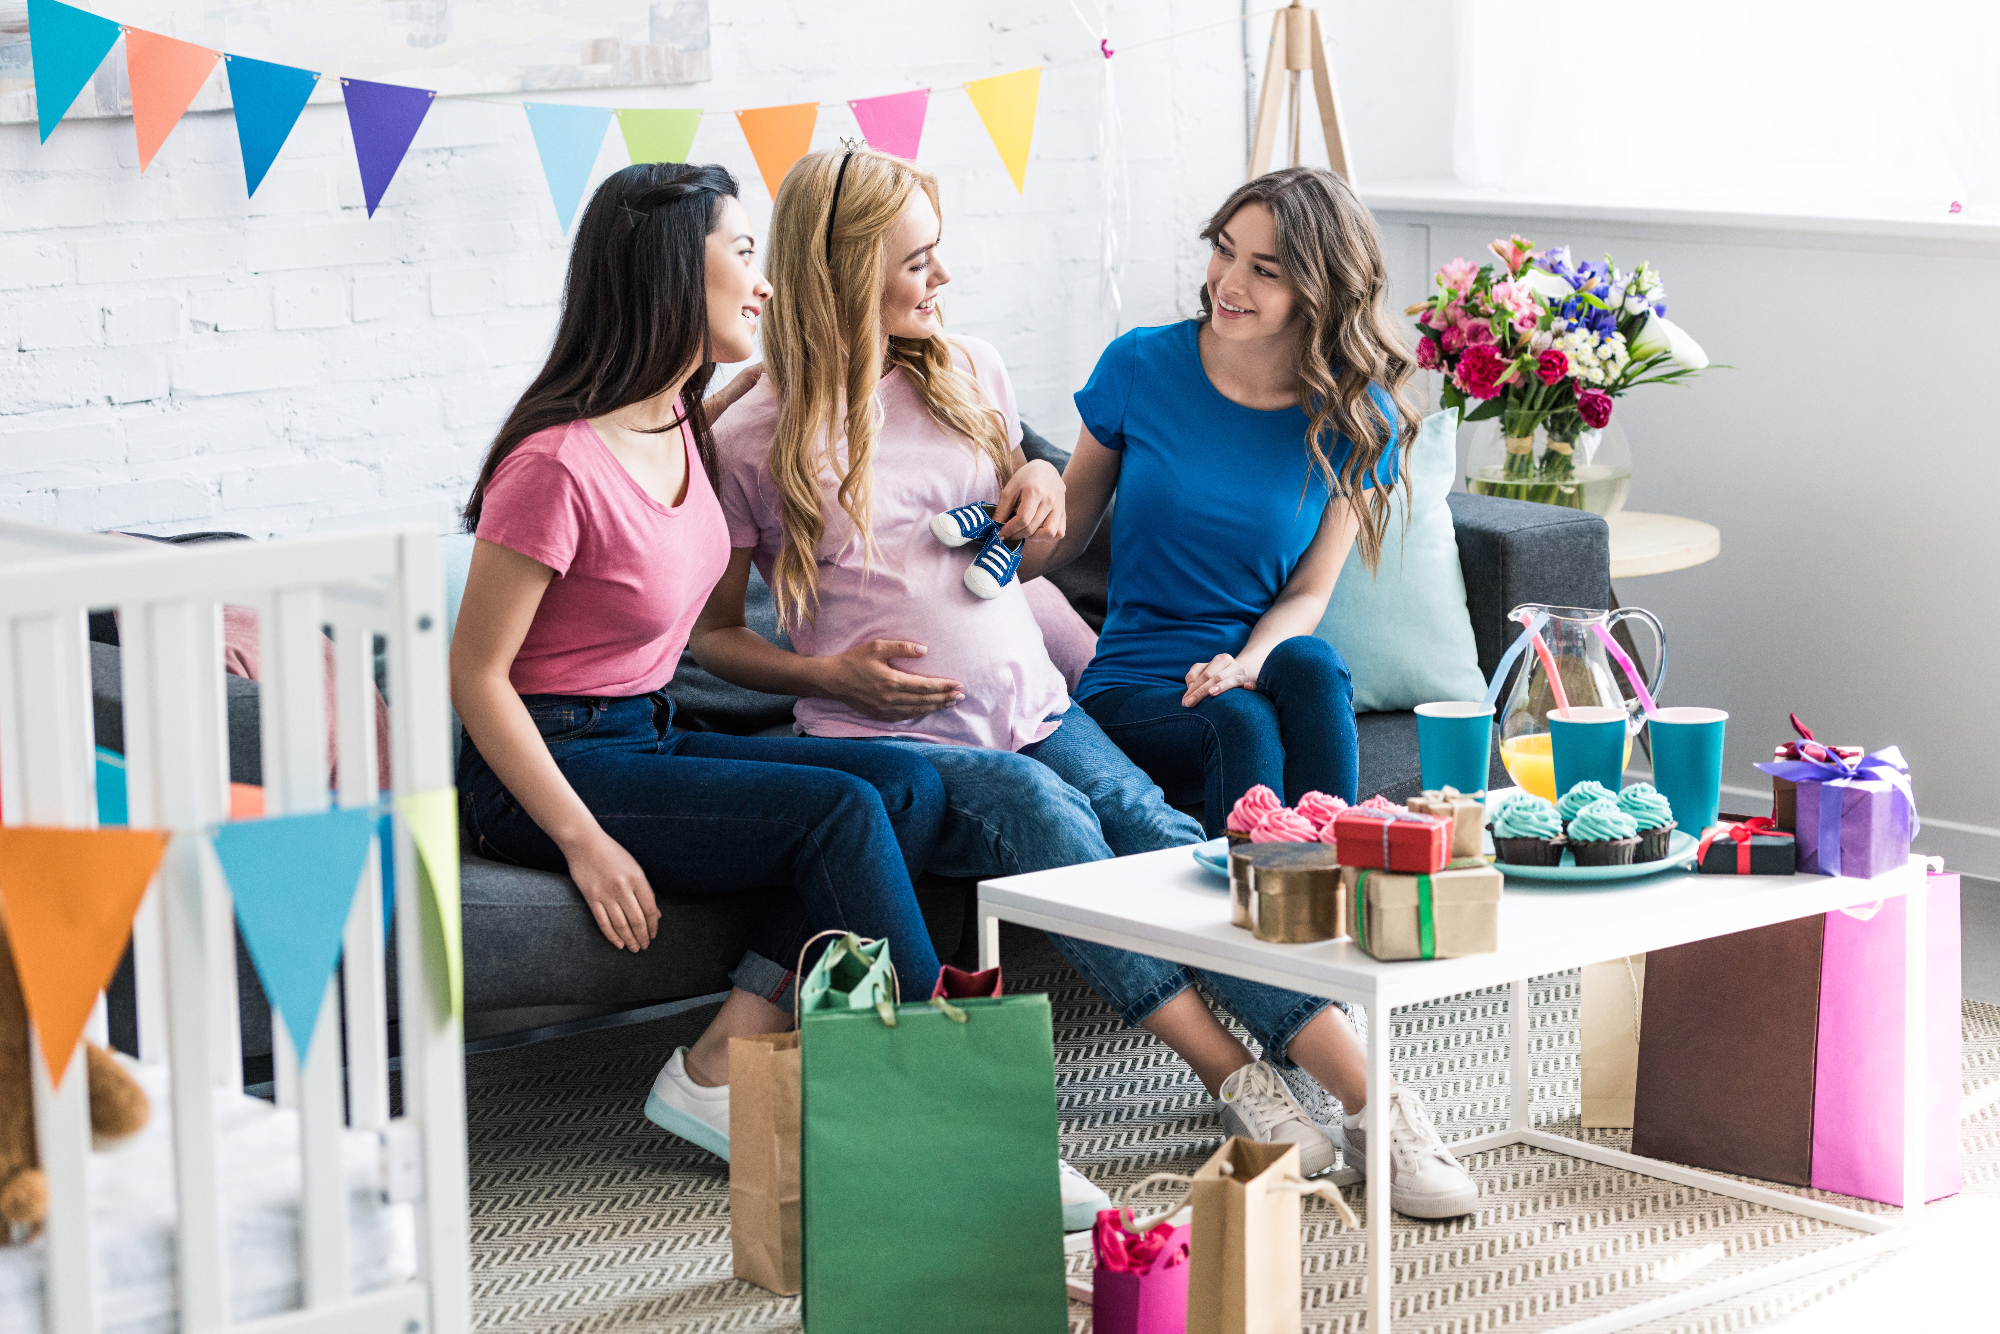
213 808 375 1060
524 102 614 235
617 107 701 165
848 89 929 161
224 54 320 197
26 0 122 143
124 28 219 172
398 789 462 1018
340 76 434 216
735 102 817 199
964 67 1042 194
0 828 168 1084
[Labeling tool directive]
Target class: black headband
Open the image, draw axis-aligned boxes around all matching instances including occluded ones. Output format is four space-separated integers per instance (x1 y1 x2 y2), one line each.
825 151 856 266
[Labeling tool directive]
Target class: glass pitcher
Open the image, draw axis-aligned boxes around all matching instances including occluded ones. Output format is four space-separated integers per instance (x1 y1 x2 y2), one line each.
1498 604 1666 802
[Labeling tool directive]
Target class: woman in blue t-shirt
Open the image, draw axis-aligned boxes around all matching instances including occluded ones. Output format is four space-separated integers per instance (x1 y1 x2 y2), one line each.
1019 168 1477 1219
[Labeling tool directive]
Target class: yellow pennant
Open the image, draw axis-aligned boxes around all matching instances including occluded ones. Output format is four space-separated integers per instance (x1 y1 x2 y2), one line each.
397 789 463 1018
963 67 1041 194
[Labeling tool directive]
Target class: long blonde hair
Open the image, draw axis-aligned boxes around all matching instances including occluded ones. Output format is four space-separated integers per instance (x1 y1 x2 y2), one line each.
1197 168 1420 573
763 148 1013 629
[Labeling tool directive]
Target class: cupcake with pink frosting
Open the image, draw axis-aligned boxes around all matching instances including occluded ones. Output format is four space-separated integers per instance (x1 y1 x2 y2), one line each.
1226 784 1283 846
1249 807 1318 844
1358 794 1406 814
1294 790 1347 835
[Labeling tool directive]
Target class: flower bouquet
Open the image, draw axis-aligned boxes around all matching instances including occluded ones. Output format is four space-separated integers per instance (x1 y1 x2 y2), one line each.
1407 236 1713 509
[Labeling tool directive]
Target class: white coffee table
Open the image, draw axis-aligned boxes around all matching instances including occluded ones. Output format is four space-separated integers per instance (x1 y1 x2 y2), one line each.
978 837 1928 1334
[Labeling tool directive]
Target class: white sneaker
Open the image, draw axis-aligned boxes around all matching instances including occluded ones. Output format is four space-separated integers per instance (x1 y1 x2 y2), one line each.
1058 1159 1111 1232
1217 1060 1338 1176
643 1047 731 1161
1341 1086 1477 1218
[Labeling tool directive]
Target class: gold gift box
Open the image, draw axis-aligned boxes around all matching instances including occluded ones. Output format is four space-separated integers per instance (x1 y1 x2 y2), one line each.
1406 787 1486 860
1238 844 1344 943
1341 863 1502 961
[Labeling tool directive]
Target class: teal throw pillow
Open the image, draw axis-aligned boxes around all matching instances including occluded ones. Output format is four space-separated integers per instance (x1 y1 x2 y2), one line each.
1314 407 1486 713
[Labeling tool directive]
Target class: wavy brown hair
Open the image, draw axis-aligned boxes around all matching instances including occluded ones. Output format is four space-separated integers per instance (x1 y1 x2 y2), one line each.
1197 167 1419 572
762 148 1012 629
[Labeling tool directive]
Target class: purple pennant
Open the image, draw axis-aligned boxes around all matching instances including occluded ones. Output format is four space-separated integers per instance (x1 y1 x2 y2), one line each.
341 76 434 216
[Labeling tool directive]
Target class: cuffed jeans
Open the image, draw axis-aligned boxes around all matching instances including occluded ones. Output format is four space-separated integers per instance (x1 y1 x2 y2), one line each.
864 707 1333 1062
458 692 946 1006
1081 635 1359 838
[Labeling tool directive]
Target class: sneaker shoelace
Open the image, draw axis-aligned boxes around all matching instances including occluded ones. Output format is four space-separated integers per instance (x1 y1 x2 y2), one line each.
972 535 1021 578
944 502 995 537
1386 1088 1454 1171
1228 1062 1311 1133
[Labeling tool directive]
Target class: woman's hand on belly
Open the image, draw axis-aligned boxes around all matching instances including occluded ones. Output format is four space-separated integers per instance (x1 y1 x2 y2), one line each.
815 639 965 721
565 829 661 953
1183 652 1259 707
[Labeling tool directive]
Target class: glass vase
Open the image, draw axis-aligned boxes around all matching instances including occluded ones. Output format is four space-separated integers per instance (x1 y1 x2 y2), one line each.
1464 416 1632 515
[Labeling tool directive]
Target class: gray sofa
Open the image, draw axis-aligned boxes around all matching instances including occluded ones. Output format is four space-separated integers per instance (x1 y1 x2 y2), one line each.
96 429 1611 1066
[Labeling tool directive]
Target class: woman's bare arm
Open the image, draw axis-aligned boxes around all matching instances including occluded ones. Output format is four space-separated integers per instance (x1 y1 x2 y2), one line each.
1016 427 1121 582
449 538 660 952
687 548 964 721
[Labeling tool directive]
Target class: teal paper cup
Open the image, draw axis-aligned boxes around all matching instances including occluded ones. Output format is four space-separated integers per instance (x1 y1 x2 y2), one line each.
1648 706 1728 836
1549 705 1628 797
1415 701 1494 795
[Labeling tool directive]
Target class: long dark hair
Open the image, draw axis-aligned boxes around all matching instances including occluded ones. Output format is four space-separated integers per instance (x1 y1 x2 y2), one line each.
1196 167 1419 573
463 161 740 530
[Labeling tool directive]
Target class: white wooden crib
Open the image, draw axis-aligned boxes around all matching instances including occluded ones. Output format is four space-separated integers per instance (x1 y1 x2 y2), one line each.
0 520 469 1334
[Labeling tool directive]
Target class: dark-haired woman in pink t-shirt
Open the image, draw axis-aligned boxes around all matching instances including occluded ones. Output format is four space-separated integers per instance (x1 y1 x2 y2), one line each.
450 162 945 1163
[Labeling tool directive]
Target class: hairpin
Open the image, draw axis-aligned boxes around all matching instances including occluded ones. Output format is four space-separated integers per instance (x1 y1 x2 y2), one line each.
620 204 647 228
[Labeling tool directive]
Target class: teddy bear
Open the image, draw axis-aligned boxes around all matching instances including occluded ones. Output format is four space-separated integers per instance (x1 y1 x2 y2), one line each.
0 922 150 1241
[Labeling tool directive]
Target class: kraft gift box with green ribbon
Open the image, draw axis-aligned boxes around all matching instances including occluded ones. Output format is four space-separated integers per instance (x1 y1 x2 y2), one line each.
796 932 1068 1333
1341 863 1503 961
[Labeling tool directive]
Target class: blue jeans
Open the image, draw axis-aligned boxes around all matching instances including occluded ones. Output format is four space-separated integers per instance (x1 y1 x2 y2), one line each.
458 693 946 1005
1081 635 1358 838
863 709 1331 1063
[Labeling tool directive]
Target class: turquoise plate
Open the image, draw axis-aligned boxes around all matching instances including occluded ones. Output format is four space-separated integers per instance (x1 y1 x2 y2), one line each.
1493 828 1699 883
1191 838 1230 878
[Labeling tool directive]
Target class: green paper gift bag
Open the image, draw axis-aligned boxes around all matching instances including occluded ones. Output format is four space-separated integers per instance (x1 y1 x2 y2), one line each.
798 933 1067 1333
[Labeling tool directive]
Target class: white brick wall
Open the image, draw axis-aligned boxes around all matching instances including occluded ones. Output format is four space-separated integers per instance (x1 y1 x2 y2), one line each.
0 0 1279 539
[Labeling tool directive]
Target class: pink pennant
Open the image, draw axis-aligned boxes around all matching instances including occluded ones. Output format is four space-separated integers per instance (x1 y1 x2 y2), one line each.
847 88 929 162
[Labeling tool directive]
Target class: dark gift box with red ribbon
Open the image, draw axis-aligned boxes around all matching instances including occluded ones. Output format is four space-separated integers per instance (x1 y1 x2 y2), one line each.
1330 807 1452 875
1696 818 1797 875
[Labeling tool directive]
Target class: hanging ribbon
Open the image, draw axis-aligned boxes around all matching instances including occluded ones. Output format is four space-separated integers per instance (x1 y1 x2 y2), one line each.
1695 816 1792 875
1755 746 1917 878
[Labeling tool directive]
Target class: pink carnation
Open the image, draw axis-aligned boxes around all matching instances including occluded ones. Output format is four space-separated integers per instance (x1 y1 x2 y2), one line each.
1438 257 1478 295
1577 387 1613 429
1454 344 1507 400
1415 336 1441 370
1536 348 1569 386
1227 784 1282 835
1251 808 1318 843
1440 325 1467 355
1459 318 1496 347
1294 790 1348 832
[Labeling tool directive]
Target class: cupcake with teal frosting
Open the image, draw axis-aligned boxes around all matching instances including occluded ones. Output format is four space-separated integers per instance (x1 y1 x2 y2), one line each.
1556 780 1619 830
1616 783 1676 861
1566 797 1641 866
1490 794 1565 866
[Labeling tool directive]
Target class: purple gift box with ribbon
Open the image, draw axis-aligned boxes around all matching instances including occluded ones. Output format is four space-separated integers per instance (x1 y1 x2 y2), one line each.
1755 746 1919 879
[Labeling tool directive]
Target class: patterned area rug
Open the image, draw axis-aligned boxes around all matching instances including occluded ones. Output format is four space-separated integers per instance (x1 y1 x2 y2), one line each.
463 946 2000 1333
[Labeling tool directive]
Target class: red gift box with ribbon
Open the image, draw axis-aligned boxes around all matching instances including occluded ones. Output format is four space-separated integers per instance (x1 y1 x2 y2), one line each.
1330 807 1452 875
1696 817 1797 875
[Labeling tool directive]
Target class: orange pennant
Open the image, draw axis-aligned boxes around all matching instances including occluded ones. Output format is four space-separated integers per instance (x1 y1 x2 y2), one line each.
734 102 818 199
124 28 220 173
0 828 168 1084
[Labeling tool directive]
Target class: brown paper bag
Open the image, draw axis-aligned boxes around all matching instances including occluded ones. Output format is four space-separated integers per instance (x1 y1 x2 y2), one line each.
729 1032 801 1295
1580 954 1646 1128
1187 1138 1355 1334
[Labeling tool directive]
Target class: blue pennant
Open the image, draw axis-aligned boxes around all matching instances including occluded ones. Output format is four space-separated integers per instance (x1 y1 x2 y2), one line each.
213 807 377 1059
224 53 320 197
524 103 613 235
27 0 123 143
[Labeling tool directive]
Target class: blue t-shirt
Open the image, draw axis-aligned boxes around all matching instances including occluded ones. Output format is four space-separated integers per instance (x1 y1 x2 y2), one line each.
1072 319 1399 698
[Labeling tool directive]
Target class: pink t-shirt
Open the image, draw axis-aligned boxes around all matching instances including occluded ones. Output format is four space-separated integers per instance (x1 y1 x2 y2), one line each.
477 418 728 697
713 336 1068 751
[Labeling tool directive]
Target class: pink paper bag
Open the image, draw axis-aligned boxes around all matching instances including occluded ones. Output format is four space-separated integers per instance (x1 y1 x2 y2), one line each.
1809 871 1962 1206
1092 1211 1190 1334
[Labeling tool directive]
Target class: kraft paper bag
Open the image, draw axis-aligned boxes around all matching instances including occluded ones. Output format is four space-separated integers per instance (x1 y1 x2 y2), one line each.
1187 1138 1355 1334
1580 954 1646 1129
728 1032 801 1295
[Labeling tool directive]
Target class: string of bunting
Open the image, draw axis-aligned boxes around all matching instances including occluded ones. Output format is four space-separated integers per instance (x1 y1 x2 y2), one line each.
0 786 463 1087
24 0 1281 231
